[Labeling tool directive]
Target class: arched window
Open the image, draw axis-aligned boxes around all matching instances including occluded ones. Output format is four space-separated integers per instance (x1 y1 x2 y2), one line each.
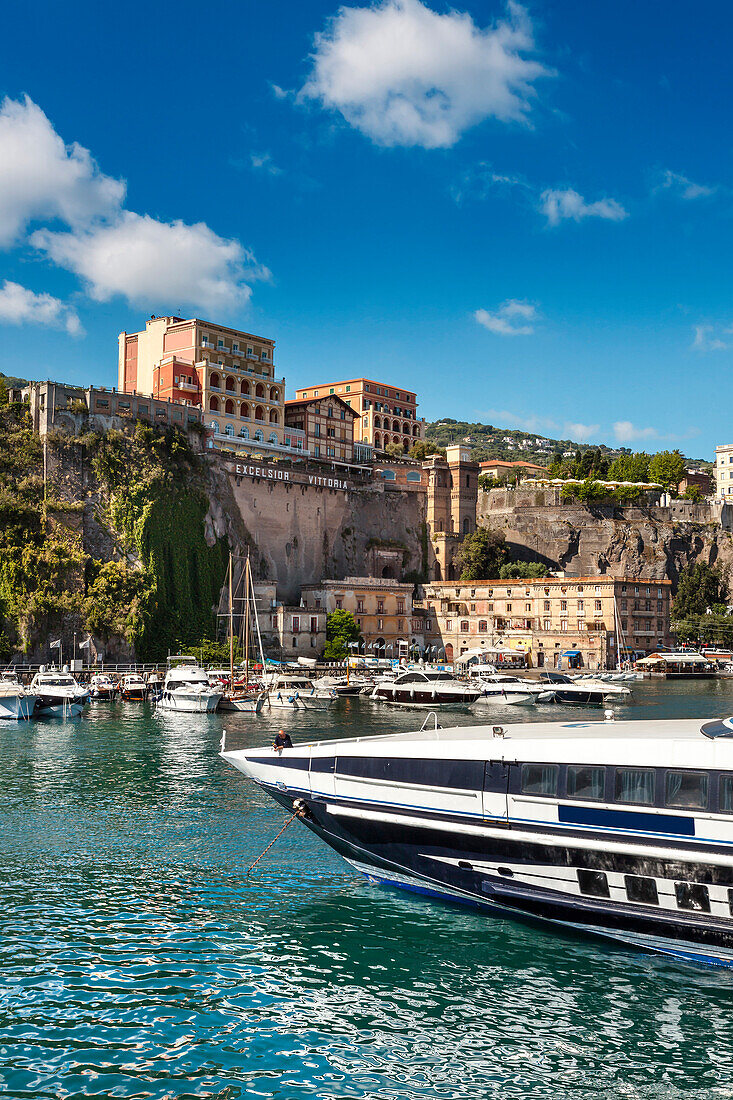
254 428 264 442
381 470 396 480
209 420 220 433
224 424 234 437
269 387 279 402
210 372 221 389
269 432 278 444
269 409 279 423
406 471 421 482
462 517 471 534
238 427 249 439
225 376 235 392
374 416 381 429
254 405 264 421
240 401 250 419
225 398 235 416
402 423 409 434
240 380 250 395
209 395 219 412
412 424 419 436
445 644 453 660
255 383 265 398
373 433 382 448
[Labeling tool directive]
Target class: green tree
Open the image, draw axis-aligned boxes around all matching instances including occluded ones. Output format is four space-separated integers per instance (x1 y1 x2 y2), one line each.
408 440 430 461
648 449 686 491
608 452 651 483
498 561 550 579
683 484 702 502
672 562 728 619
385 441 405 459
455 527 507 581
323 609 361 661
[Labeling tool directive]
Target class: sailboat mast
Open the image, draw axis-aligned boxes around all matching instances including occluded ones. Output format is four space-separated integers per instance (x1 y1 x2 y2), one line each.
229 551 234 688
244 553 250 688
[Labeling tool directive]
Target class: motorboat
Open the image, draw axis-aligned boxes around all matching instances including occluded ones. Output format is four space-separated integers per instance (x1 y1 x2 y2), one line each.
120 673 148 700
90 672 117 699
314 675 365 697
471 673 543 706
157 656 223 713
29 668 89 717
536 672 630 706
222 714 733 969
0 673 37 720
264 675 337 710
219 687 267 713
371 669 481 708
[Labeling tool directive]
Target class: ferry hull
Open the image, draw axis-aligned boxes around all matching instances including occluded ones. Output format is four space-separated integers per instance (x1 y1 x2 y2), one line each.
223 746 733 970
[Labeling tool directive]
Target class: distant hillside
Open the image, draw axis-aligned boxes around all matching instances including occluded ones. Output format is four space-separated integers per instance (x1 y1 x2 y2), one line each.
424 420 625 466
424 419 711 469
1 371 29 391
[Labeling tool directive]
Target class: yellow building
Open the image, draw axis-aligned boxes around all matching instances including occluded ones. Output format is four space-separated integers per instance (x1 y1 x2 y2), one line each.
300 577 425 655
293 377 424 452
118 315 305 458
418 576 673 669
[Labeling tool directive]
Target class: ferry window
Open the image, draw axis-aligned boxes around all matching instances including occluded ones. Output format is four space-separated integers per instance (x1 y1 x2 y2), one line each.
567 765 605 801
665 770 708 810
675 882 710 913
720 774 733 812
577 869 609 898
625 875 659 905
615 768 655 805
521 764 558 797
727 889 733 916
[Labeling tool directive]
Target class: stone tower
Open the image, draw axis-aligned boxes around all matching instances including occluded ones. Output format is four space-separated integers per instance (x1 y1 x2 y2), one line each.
422 445 479 580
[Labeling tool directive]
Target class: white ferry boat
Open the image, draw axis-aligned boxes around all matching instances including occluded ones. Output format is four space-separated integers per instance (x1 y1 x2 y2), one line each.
222 715 733 968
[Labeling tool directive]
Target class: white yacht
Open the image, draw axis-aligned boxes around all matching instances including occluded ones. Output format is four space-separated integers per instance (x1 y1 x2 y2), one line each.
223 714 733 969
29 668 89 717
265 674 337 710
157 656 223 713
0 673 38 720
471 673 543 706
90 673 117 699
371 669 481 708
536 672 631 706
120 673 148 700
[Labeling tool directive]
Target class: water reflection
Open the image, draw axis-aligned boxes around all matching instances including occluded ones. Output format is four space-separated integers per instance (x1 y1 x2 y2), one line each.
2 684 733 1097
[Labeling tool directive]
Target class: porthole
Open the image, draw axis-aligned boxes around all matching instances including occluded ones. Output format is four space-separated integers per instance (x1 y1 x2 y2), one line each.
497 867 514 878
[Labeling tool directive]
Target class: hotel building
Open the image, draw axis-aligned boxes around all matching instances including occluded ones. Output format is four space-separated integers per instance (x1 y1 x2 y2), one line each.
118 315 305 458
292 377 424 452
300 578 426 655
418 576 673 669
284 395 358 465
715 445 733 500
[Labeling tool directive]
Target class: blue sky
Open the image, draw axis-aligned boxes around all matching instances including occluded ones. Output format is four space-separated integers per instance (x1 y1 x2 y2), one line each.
0 0 730 456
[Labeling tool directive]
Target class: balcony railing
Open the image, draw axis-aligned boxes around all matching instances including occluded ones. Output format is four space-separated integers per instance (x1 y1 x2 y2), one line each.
211 432 311 457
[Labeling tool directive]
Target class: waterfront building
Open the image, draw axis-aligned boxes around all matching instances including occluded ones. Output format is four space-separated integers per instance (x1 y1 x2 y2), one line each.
479 459 549 480
714 445 733 499
300 578 425 657
266 604 327 661
292 377 424 452
284 395 358 466
118 315 303 459
417 576 673 669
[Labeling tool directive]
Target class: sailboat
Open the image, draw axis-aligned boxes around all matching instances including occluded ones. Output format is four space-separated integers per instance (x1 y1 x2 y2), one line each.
219 552 267 714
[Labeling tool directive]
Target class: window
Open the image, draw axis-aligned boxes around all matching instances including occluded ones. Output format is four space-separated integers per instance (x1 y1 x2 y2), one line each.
560 600 567 611
543 619 551 631
577 869 609 898
335 598 343 610
567 765 605 800
675 882 710 913
594 600 602 612
397 601 405 614
292 616 300 633
544 600 550 611
615 768 655 805
377 600 384 614
460 620 469 633
721 774 733 812
521 764 558 797
665 771 708 809
577 600 584 611
445 619 453 631
506 603 512 613
356 600 365 613
377 618 383 631
625 876 659 905
479 620 488 633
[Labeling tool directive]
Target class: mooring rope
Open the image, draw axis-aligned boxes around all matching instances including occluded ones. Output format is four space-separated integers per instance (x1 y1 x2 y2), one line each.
246 802 307 878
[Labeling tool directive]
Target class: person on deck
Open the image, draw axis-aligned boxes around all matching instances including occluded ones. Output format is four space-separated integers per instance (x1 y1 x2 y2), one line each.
273 729 293 753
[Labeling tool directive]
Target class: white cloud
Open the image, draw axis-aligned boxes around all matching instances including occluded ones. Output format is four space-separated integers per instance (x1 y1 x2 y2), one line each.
481 408 559 433
540 187 628 226
250 151 284 176
563 421 599 442
656 170 715 201
300 0 551 149
0 280 82 336
613 420 658 443
0 96 124 248
692 324 731 352
475 298 537 336
32 213 270 314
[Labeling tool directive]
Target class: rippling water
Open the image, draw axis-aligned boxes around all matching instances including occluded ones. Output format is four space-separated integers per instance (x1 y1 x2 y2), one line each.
3 683 733 1098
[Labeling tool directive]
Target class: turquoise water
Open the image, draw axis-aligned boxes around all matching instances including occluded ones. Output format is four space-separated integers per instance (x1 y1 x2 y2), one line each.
3 683 733 1098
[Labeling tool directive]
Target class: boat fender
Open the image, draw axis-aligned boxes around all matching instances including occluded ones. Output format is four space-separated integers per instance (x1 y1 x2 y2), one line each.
410 687 415 699
277 692 282 701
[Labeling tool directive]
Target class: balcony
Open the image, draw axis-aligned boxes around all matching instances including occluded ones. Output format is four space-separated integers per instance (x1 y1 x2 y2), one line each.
211 432 311 458
176 381 199 393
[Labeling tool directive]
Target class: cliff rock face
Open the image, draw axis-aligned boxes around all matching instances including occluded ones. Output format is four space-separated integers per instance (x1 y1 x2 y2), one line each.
478 488 733 590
